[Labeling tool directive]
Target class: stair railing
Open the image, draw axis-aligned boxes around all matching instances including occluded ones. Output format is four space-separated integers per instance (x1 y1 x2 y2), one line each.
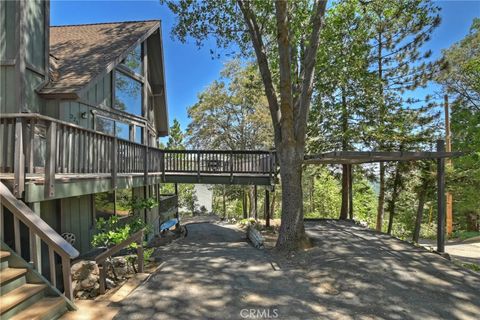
0 182 79 300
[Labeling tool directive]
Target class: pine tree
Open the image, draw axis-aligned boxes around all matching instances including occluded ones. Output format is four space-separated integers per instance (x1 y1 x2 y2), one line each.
361 0 441 232
167 119 185 150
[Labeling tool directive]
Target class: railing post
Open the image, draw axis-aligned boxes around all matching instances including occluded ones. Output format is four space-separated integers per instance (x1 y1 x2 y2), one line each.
144 145 149 185
13 216 21 255
197 150 201 183
111 136 117 189
161 151 165 182
98 264 106 295
61 255 73 300
48 247 57 288
45 121 57 198
13 119 25 198
230 151 234 183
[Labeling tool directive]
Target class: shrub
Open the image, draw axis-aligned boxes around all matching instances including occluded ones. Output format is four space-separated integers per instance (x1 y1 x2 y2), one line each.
91 215 150 249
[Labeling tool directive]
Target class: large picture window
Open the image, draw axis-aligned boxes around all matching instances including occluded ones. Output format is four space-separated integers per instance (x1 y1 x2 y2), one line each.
121 45 142 75
95 116 114 135
115 121 130 141
94 188 133 220
114 71 142 116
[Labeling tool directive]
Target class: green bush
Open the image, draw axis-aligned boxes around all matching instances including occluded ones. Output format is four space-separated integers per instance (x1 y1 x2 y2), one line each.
91 215 150 248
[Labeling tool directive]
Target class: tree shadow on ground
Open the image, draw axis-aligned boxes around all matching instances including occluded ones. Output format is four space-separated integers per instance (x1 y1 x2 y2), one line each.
113 221 480 320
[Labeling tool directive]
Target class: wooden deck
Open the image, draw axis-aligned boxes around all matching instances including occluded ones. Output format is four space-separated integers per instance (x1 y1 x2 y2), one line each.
0 113 277 200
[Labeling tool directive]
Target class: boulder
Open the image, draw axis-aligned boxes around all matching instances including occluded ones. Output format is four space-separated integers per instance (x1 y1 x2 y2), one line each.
71 260 100 298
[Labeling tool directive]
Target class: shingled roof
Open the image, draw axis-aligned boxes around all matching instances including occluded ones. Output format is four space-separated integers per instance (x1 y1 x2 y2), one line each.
40 20 160 97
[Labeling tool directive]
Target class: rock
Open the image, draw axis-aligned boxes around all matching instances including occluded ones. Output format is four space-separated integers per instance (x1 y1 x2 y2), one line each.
108 256 136 279
71 260 101 298
106 278 115 289
71 260 99 280
80 274 99 289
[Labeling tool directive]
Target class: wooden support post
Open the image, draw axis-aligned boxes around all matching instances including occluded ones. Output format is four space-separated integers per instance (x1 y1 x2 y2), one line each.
98 264 106 295
111 137 117 189
444 95 453 236
265 189 270 228
348 164 353 220
174 183 179 220
45 121 57 198
254 185 258 220
13 119 25 198
437 140 446 253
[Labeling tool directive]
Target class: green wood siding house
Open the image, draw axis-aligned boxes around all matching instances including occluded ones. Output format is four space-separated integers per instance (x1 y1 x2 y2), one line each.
1 0 175 263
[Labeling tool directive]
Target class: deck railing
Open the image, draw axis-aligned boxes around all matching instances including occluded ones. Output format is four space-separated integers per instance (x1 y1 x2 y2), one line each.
0 113 276 198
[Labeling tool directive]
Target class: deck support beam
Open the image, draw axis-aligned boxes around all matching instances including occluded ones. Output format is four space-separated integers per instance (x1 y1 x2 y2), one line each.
348 164 353 220
265 188 270 227
436 140 446 253
254 185 258 220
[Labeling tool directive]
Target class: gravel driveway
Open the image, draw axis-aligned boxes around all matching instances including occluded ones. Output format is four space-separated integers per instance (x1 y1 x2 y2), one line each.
114 220 480 320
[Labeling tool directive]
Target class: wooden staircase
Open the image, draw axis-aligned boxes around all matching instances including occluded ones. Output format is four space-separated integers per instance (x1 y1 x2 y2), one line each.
0 247 72 320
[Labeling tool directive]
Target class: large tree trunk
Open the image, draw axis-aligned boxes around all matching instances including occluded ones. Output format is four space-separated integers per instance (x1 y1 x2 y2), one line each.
339 164 350 220
376 162 386 232
238 0 326 251
339 88 350 220
387 164 402 234
412 187 427 243
276 145 309 251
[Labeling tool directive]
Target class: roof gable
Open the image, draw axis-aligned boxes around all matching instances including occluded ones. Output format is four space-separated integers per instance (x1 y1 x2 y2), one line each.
40 20 160 97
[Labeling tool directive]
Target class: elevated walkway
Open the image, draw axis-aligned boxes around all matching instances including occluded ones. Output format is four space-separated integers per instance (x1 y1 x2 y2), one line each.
0 114 277 201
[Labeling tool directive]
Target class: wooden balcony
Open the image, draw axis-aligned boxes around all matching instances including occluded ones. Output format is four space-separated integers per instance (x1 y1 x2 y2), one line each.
0 114 277 201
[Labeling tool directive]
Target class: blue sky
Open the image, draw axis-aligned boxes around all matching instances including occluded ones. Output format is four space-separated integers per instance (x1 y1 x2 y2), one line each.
51 0 480 131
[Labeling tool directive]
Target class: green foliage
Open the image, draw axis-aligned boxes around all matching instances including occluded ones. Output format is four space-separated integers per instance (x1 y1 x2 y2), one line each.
187 60 273 150
91 215 150 249
131 197 159 211
166 119 185 150
239 218 256 226
303 166 377 226
143 248 155 262
437 18 480 231
452 230 480 241
461 263 480 273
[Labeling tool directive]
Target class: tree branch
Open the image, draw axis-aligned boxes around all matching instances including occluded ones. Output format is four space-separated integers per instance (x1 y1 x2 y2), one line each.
237 0 281 143
294 0 327 141
275 0 295 144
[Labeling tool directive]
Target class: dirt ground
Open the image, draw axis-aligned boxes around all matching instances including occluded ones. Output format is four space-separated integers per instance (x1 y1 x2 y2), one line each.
113 220 480 320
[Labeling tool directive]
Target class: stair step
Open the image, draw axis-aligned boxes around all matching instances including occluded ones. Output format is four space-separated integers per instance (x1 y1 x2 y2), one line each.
0 251 10 259
10 297 67 320
0 283 47 315
0 267 27 285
